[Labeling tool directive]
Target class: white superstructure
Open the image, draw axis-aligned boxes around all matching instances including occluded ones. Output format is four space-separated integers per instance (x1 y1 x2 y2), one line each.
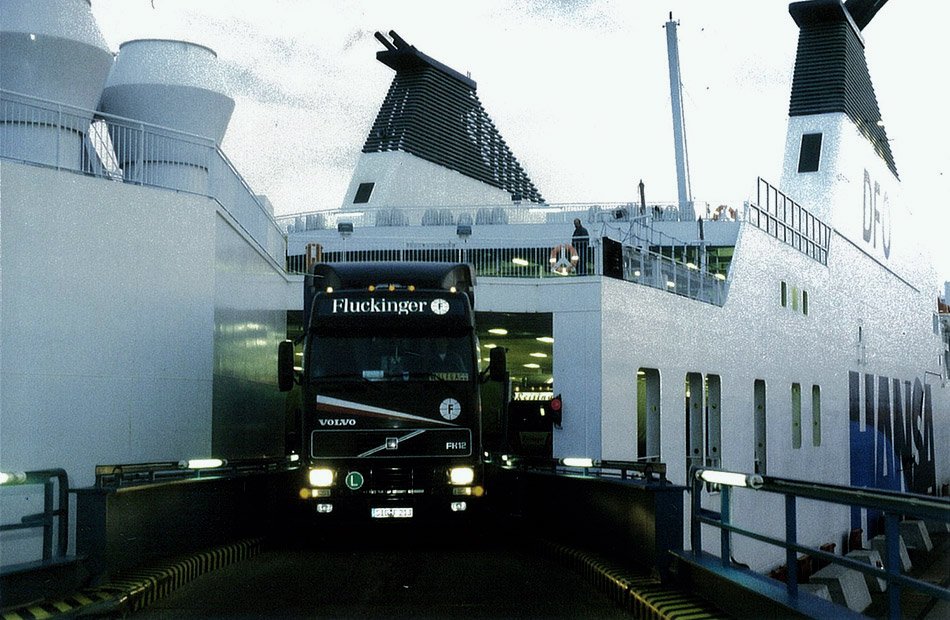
281 5 949 572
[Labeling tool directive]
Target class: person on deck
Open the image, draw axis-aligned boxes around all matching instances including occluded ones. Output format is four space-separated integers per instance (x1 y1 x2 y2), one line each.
572 218 589 275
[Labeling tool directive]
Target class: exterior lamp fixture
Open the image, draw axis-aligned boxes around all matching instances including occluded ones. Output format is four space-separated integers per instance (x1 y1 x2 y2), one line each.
0 471 27 485
179 458 226 470
561 457 594 468
337 222 353 239
456 224 472 239
696 468 764 489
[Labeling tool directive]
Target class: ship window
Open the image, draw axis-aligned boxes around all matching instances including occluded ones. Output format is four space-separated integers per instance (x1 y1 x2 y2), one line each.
803 290 809 315
754 380 767 474
636 368 661 463
812 385 821 447
686 373 704 479
798 133 822 173
792 286 799 311
353 182 375 204
791 383 802 449
781 281 788 307
705 374 722 469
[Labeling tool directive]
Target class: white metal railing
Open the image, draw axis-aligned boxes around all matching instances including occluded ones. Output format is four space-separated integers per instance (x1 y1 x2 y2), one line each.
288 238 728 306
622 245 727 305
288 244 595 280
0 89 286 266
747 177 830 264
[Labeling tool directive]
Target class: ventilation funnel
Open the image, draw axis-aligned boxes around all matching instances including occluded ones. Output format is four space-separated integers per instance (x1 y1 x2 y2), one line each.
98 39 235 192
0 0 113 167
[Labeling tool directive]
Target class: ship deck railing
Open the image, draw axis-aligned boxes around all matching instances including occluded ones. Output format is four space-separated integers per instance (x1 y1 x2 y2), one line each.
0 89 286 268
746 177 831 265
287 237 730 306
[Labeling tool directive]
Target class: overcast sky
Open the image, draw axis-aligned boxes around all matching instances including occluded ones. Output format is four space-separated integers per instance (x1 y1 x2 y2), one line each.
90 0 949 289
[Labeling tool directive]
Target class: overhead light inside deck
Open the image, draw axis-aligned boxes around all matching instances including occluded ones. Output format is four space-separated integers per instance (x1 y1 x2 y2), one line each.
512 257 529 266
488 328 508 336
536 336 554 344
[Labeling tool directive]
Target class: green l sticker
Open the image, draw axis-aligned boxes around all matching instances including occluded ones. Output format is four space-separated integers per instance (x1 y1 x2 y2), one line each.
345 471 364 490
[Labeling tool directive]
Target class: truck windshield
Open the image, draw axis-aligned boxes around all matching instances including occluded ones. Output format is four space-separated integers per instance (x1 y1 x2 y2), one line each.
309 335 473 381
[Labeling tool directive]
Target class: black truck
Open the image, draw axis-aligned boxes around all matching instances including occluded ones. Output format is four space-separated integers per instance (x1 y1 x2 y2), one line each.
278 261 505 520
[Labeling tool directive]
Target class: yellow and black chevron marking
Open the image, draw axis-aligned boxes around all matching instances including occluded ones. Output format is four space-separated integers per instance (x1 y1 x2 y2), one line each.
1 537 263 619
539 540 729 620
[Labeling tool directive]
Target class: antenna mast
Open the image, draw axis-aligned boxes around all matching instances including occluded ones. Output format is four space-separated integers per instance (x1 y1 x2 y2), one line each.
665 13 693 221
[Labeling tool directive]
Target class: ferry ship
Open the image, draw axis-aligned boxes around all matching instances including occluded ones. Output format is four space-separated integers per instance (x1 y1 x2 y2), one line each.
278 0 950 570
1 0 947 575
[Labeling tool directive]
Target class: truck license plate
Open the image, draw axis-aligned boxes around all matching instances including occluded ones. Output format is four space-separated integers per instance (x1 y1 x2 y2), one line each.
371 507 413 519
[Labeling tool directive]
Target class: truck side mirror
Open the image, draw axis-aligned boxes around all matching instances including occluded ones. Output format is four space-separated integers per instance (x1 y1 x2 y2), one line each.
278 340 296 392
488 346 507 382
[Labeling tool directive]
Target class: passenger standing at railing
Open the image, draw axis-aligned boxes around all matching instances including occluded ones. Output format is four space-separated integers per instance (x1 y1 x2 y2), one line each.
572 218 589 275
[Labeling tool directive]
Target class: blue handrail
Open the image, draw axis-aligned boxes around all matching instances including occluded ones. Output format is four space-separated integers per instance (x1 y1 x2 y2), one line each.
689 467 950 619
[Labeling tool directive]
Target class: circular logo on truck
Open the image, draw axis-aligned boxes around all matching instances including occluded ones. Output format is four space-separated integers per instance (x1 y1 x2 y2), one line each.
430 299 450 315
440 398 461 420
345 471 364 490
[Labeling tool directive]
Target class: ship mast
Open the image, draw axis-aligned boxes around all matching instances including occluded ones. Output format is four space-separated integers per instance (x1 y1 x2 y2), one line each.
665 13 693 221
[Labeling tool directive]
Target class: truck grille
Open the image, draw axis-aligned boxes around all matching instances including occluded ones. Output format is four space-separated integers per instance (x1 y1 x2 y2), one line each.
369 467 430 493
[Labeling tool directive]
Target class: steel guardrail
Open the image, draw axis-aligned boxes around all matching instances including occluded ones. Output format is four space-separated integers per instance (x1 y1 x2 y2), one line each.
0 469 70 566
492 454 668 484
93 455 301 489
689 466 950 618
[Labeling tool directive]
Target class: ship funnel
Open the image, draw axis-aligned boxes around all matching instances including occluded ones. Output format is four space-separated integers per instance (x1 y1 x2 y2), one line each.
0 0 113 167
98 39 235 192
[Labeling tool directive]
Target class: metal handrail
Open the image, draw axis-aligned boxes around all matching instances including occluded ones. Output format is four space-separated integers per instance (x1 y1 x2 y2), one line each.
1 88 286 266
746 177 831 264
689 467 950 618
93 455 301 489
0 469 69 564
495 454 668 484
286 237 729 306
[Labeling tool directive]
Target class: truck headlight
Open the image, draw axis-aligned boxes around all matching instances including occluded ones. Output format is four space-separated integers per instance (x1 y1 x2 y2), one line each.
449 466 475 485
309 468 334 487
